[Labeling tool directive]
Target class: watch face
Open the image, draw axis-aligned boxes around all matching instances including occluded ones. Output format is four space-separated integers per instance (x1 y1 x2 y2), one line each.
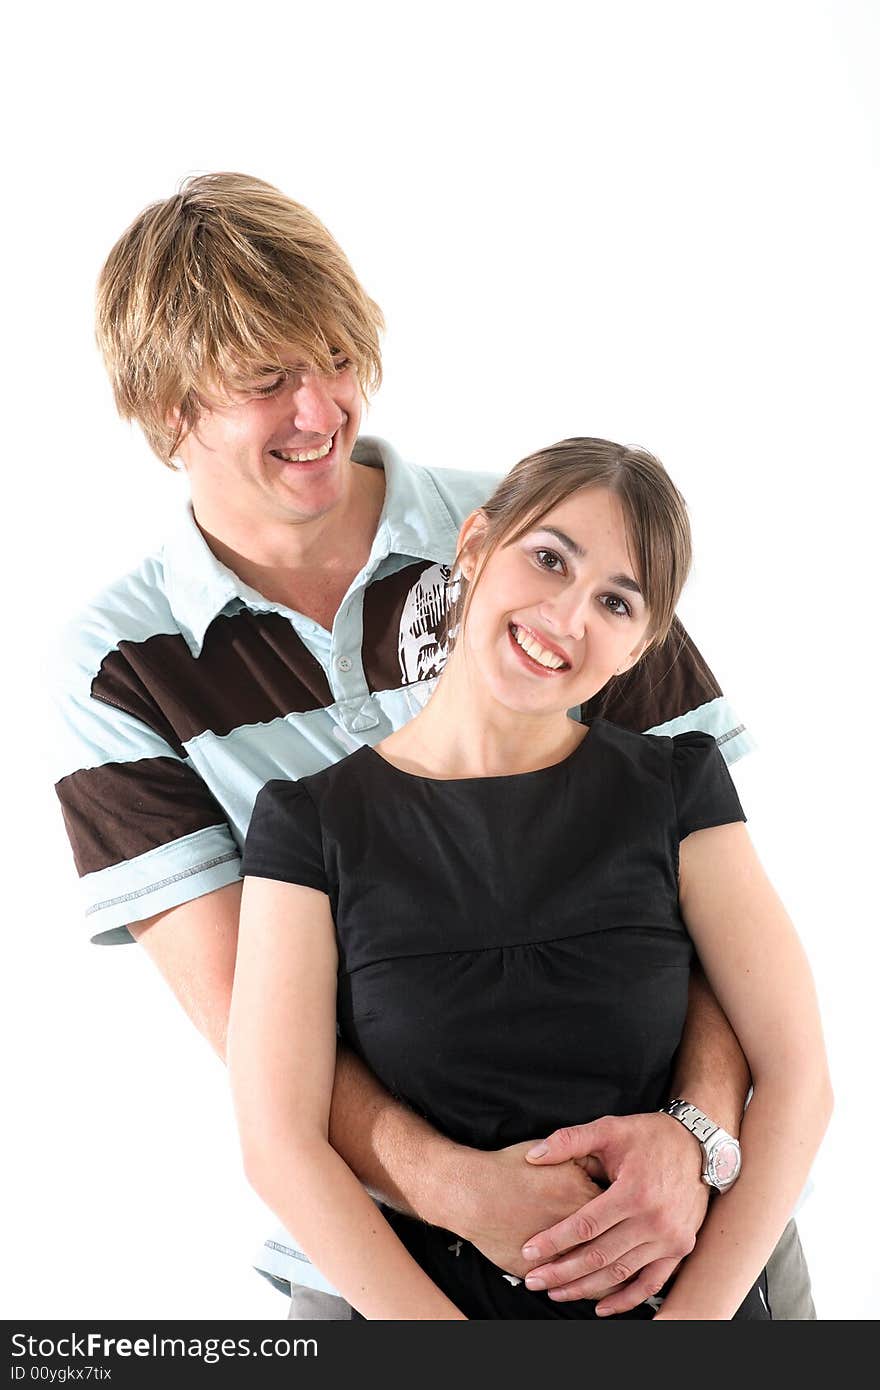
708 1139 742 1188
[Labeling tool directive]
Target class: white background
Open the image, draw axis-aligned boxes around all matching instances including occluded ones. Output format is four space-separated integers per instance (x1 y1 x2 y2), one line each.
2 0 878 1321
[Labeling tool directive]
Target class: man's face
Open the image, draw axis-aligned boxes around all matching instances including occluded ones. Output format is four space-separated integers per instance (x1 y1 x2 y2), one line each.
176 351 363 527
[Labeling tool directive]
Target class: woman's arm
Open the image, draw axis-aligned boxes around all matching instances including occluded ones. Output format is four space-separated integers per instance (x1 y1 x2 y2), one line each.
655 822 833 1319
227 875 465 1320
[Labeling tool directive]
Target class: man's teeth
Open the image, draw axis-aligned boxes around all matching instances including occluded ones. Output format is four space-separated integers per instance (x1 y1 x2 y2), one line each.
511 625 567 670
275 438 333 462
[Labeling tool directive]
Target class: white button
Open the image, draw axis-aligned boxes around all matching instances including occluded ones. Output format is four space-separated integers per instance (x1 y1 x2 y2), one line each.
336 656 353 672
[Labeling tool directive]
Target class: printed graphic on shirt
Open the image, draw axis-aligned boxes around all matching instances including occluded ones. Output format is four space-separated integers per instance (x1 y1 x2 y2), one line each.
398 562 458 683
362 560 456 693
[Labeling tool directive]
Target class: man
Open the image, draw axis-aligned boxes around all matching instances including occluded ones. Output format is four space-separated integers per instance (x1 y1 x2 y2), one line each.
53 172 814 1318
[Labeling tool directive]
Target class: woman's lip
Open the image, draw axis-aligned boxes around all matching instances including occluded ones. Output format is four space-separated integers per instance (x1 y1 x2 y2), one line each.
507 624 571 676
510 622 571 667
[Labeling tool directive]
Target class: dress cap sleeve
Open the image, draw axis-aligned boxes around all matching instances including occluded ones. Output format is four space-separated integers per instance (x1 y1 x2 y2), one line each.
671 731 746 841
241 779 328 893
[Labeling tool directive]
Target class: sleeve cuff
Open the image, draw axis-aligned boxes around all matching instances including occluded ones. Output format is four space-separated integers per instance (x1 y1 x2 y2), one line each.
82 825 242 944
644 695 756 767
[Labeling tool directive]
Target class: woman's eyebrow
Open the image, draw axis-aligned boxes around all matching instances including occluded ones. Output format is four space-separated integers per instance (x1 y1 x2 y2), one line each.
534 527 642 594
535 526 585 557
609 572 643 595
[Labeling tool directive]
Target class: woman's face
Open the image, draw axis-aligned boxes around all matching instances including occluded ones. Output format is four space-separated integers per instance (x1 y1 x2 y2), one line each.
457 486 654 717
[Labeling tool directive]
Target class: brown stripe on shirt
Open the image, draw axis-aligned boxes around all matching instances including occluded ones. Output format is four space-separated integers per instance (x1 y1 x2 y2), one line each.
581 619 723 733
55 755 230 876
92 610 335 748
362 560 453 692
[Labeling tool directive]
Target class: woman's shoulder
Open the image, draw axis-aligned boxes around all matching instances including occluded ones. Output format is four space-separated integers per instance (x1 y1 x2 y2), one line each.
280 747 383 819
588 719 743 839
593 716 719 764
589 715 677 769
592 720 745 839
590 718 733 806
252 749 375 823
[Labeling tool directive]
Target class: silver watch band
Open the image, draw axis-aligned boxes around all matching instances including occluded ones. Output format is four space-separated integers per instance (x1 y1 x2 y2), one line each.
664 1098 719 1145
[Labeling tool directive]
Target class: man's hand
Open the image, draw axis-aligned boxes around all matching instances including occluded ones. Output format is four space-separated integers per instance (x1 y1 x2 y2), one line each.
452 1141 609 1282
518 1113 709 1315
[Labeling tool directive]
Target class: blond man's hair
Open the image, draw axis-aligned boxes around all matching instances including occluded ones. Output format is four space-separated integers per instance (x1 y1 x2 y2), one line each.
96 173 384 465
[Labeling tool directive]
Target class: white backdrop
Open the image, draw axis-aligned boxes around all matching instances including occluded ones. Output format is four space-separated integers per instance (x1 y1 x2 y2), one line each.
3 0 878 1322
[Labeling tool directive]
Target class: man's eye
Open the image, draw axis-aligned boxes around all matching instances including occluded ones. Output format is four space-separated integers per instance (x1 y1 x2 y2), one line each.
602 594 631 617
535 549 564 572
252 374 287 397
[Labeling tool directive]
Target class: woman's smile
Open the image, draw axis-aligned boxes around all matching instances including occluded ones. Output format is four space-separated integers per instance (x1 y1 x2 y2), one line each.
507 623 572 675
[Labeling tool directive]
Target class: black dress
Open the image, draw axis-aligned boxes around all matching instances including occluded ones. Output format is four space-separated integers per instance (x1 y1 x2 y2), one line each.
242 717 770 1319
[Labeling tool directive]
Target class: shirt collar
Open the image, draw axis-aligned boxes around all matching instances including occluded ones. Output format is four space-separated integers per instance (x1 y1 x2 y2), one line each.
352 435 461 573
163 436 462 656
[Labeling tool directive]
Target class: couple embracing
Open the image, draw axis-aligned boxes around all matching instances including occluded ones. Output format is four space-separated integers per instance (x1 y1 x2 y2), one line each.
54 173 830 1320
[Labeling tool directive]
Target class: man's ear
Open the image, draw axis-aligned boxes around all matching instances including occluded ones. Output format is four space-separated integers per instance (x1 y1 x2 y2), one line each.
167 405 191 469
167 388 208 467
455 510 490 581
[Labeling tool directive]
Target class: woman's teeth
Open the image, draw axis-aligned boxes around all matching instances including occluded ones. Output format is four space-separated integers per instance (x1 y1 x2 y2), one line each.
510 624 567 670
274 438 333 462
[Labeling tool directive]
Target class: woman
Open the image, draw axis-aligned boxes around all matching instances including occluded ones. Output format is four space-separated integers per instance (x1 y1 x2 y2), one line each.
229 438 831 1320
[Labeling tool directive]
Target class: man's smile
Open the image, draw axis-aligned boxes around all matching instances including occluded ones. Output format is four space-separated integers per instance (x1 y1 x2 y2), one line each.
270 437 334 463
268 429 340 470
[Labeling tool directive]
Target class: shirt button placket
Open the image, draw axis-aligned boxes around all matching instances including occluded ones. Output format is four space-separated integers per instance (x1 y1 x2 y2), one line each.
333 598 379 734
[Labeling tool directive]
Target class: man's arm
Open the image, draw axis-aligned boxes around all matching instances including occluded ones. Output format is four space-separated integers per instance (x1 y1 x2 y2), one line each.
670 961 751 1134
130 883 243 1061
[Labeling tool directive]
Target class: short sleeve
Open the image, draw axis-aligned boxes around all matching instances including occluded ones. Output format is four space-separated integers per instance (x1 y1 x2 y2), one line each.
51 613 241 946
671 731 746 841
242 780 328 893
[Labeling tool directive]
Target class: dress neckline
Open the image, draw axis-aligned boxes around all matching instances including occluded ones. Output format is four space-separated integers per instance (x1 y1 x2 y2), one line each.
361 718 604 785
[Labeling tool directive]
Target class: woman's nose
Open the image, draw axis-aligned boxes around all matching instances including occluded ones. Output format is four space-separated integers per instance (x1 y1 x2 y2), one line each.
539 586 591 640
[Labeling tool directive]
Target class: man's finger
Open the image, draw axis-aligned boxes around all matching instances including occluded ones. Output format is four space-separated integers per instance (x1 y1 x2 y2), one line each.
594 1257 680 1317
521 1186 631 1260
574 1154 608 1184
526 1117 614 1165
540 1243 658 1305
523 1223 646 1291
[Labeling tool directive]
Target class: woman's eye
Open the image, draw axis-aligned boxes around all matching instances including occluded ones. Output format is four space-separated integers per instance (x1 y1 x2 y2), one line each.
601 594 631 617
535 549 564 572
332 355 352 373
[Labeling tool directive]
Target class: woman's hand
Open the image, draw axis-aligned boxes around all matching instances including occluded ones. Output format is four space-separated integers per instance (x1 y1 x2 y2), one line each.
454 1140 619 1290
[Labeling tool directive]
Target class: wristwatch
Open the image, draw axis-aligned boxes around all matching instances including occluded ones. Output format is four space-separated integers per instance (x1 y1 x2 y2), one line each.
660 1099 742 1192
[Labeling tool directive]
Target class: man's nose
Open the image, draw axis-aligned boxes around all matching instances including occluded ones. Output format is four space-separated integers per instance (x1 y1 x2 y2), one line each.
290 372 344 437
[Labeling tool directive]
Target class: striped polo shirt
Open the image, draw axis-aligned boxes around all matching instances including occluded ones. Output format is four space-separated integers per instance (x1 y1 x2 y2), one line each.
52 434 752 1291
